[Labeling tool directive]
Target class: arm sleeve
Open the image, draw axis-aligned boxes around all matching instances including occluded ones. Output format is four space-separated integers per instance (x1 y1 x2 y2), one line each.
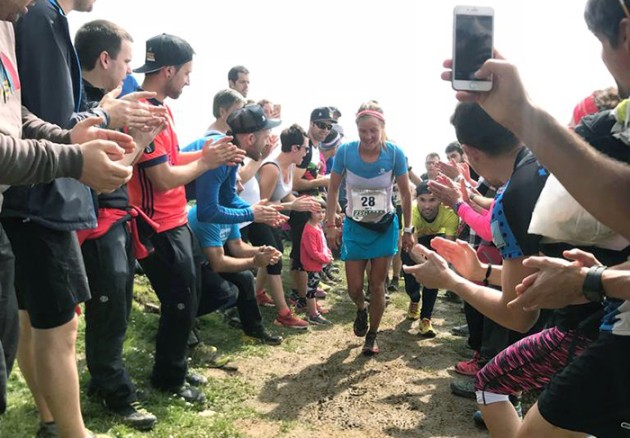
196 167 254 224
458 202 493 241
0 134 82 184
21 106 71 144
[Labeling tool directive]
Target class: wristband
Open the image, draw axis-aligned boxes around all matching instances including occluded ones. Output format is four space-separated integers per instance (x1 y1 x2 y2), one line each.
403 226 414 234
483 264 492 287
582 265 607 302
453 201 463 214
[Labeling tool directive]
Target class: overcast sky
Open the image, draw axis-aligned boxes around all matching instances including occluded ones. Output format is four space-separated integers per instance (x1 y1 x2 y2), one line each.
69 0 612 171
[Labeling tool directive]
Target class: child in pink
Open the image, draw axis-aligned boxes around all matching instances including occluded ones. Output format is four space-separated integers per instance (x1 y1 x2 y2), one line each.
300 206 333 325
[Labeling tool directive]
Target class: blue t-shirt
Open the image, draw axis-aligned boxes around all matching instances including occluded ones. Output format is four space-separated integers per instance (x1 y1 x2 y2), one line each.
332 141 407 223
188 205 240 248
182 132 253 224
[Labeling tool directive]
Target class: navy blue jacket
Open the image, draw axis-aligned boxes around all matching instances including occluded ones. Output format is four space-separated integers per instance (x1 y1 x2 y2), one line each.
2 0 98 230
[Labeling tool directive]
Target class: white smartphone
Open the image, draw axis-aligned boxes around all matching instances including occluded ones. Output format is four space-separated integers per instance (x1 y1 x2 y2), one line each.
452 5 494 91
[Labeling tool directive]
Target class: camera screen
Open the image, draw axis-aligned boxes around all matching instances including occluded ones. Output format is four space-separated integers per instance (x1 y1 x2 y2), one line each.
454 14 493 81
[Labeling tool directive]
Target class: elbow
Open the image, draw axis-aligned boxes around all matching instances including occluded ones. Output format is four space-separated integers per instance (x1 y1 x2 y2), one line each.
197 206 215 223
511 314 537 334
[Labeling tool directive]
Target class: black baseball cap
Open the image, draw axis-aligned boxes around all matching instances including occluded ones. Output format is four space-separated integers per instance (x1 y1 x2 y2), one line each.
134 33 194 74
310 106 337 123
227 105 281 134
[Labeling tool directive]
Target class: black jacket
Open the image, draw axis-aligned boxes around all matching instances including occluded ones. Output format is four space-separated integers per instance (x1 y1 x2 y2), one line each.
2 0 100 230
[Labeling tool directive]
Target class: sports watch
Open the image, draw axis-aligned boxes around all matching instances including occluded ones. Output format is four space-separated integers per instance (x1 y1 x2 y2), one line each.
582 265 607 302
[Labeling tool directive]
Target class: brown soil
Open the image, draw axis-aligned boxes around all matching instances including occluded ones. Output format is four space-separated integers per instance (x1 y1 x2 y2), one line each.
223 285 488 438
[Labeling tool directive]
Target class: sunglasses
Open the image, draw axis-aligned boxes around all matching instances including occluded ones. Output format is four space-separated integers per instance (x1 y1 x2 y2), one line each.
314 121 333 130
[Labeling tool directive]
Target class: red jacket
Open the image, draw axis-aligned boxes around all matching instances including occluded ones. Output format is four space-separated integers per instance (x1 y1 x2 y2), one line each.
300 222 332 272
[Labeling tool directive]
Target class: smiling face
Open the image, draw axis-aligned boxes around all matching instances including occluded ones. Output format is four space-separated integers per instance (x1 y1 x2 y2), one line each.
417 193 440 220
357 116 384 149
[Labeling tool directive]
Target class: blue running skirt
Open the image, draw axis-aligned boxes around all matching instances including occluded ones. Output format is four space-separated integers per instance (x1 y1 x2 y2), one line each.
341 215 399 261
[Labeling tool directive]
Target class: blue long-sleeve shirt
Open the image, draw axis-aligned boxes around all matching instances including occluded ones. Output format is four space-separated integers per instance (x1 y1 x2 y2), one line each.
183 133 254 224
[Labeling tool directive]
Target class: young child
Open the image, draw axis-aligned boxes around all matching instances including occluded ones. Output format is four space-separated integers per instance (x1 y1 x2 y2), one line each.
300 200 333 325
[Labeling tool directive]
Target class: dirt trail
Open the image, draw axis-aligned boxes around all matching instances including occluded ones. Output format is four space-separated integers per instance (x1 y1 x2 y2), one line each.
221 289 488 438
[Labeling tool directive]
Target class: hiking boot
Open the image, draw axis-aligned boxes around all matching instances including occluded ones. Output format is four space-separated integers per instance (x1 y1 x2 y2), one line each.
353 307 369 337
454 351 481 376
274 312 309 330
163 383 206 404
185 373 208 387
387 277 399 292
307 313 332 325
109 401 157 431
407 302 420 320
362 331 379 356
451 324 469 337
450 378 476 399
418 318 437 338
36 421 59 438
243 329 283 346
255 291 275 307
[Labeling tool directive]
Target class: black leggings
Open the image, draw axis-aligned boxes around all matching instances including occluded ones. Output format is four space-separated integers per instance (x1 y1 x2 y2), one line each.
241 222 283 275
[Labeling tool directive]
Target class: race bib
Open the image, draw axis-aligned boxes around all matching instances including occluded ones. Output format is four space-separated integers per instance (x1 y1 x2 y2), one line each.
350 189 388 220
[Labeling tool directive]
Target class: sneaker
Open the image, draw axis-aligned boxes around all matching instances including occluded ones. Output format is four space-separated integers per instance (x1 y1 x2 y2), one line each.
454 351 481 376
353 307 369 337
185 373 208 387
362 331 379 356
387 277 399 292
407 302 420 320
418 318 437 338
205 351 232 369
323 266 340 282
164 383 206 404
85 430 112 438
223 307 242 329
450 378 476 399
451 324 469 337
307 313 332 325
314 288 327 299
316 303 329 315
36 421 59 438
109 401 157 431
255 291 275 307
274 312 309 330
243 329 283 346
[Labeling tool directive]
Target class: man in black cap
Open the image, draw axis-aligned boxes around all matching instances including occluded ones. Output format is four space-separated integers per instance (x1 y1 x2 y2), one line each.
288 107 337 313
128 33 243 405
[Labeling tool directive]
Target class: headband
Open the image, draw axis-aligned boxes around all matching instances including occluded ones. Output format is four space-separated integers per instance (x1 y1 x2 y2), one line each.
356 110 385 122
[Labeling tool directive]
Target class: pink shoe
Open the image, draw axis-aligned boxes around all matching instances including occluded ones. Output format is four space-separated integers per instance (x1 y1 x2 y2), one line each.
454 351 481 376
255 291 275 307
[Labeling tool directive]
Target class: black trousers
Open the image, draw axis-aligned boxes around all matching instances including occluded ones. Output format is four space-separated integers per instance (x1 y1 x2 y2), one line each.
0 225 18 414
197 267 263 336
140 225 199 390
82 221 136 408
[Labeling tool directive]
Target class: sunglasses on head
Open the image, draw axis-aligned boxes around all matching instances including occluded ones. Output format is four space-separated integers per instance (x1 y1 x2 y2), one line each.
314 121 333 130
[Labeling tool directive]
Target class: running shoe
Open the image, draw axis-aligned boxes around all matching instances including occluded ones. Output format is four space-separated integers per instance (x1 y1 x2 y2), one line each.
255 291 275 307
387 277 399 292
362 331 379 356
451 324 469 337
407 302 420 320
274 312 309 330
450 378 476 399
109 401 157 431
242 329 283 346
314 288 327 299
418 318 437 338
353 307 369 337
307 313 332 325
454 351 481 376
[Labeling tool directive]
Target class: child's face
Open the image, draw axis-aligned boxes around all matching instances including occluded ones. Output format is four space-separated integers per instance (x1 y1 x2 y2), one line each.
312 209 326 222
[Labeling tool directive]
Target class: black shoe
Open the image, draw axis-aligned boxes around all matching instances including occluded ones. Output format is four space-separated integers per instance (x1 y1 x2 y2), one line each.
170 383 206 404
353 307 369 337
450 378 476 399
186 372 208 387
109 401 157 431
387 277 399 292
243 329 283 346
36 421 59 438
362 331 380 356
223 307 242 329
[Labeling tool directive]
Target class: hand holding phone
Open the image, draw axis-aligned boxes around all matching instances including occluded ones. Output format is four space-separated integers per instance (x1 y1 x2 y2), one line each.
452 6 494 91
